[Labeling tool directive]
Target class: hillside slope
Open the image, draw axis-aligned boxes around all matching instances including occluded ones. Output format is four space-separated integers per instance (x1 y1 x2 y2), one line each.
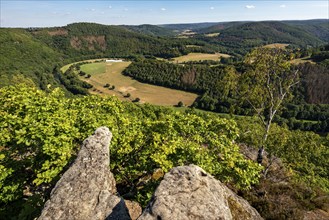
31 22 189 59
0 28 63 89
195 21 327 56
214 21 324 46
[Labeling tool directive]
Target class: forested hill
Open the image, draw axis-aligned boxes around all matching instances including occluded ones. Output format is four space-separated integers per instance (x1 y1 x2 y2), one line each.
121 24 176 37
283 19 329 41
198 21 327 49
31 22 191 58
158 20 328 56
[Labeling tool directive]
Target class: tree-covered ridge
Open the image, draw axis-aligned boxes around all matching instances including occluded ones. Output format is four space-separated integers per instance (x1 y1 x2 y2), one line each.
194 20 328 56
0 85 262 219
31 22 210 59
121 24 177 37
220 21 323 45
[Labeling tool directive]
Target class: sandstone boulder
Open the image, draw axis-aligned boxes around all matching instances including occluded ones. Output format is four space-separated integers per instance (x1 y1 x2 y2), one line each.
38 127 130 220
138 165 263 220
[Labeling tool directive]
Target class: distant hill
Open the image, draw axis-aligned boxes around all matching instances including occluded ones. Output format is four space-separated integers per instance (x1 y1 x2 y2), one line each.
281 19 329 42
199 20 328 44
193 20 327 56
160 22 220 31
219 21 324 46
31 22 187 58
122 24 176 37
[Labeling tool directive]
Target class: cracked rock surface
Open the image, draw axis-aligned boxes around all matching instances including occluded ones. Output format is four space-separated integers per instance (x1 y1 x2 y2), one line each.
138 165 263 220
38 127 130 220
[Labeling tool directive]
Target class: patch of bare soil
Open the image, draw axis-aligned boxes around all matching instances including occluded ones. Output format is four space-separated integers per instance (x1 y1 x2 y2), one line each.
48 28 68 36
70 37 82 50
70 35 106 51
118 86 136 93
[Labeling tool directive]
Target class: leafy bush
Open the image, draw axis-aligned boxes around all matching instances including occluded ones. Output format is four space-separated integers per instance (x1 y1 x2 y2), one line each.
0 85 262 219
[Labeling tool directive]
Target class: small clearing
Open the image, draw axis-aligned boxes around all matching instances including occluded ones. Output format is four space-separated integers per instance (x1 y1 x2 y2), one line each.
263 43 289 49
290 57 315 65
171 53 231 63
205 33 220 37
79 61 198 106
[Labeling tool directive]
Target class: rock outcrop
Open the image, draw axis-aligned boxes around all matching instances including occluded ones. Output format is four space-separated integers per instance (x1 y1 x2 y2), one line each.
38 127 130 220
138 165 263 220
38 127 262 220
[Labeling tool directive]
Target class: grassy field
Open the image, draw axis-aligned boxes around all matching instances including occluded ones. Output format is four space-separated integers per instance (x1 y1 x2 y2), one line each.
60 58 106 72
80 62 106 74
171 52 230 63
79 61 198 106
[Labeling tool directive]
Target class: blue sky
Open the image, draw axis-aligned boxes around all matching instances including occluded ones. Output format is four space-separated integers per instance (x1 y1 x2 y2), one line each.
1 1 328 27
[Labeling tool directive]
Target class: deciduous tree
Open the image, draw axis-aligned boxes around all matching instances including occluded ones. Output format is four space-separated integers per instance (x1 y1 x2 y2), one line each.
239 48 299 163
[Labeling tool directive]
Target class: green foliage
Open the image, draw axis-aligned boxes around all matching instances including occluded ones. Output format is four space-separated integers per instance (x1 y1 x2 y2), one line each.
235 117 329 192
123 59 241 112
0 85 262 218
240 48 295 111
0 29 63 90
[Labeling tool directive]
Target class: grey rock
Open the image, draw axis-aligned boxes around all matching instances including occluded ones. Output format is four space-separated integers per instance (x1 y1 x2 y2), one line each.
138 165 263 220
38 127 130 220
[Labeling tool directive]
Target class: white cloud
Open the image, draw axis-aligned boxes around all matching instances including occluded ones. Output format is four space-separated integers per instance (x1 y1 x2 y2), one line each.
161 8 166 11
210 7 215 10
124 8 128 11
245 5 255 9
280 4 286 8
108 6 112 9
91 9 96 12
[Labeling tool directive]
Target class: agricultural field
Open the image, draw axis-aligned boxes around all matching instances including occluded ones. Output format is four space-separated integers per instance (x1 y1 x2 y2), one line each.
170 52 230 63
79 61 198 106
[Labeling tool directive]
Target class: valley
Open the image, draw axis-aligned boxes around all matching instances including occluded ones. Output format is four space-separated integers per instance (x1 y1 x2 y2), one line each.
0 17 329 220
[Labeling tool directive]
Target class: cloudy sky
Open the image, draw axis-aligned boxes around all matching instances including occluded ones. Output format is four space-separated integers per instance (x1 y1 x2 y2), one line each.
1 0 328 27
